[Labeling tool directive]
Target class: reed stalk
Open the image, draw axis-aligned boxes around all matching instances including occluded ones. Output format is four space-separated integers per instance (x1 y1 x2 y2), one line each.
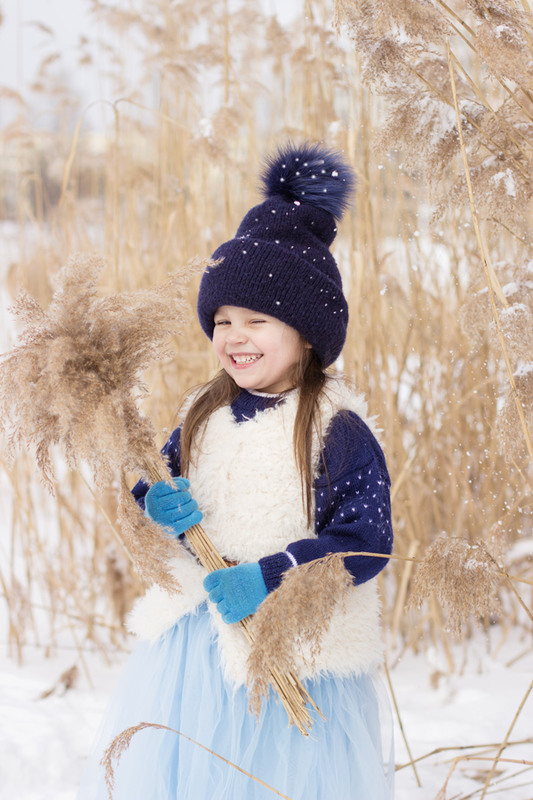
383 658 421 788
480 680 533 799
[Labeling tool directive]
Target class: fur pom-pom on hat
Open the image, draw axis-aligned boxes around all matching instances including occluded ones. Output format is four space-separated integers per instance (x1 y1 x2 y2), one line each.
197 142 355 367
261 142 355 220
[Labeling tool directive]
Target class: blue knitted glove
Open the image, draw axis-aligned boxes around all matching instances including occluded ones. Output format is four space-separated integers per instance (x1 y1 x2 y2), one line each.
144 477 202 538
203 563 268 624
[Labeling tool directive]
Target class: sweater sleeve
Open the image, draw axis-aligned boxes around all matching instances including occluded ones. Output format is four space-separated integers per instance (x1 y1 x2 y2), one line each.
131 426 183 510
258 411 393 593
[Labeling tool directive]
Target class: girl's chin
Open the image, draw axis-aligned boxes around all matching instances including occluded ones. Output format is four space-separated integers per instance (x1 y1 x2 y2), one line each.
231 373 269 392
233 376 291 394
234 376 263 390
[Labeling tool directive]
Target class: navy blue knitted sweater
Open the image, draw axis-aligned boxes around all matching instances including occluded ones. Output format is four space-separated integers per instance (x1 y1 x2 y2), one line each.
133 389 393 593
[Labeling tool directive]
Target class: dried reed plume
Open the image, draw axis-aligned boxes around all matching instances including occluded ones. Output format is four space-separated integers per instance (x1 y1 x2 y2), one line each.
469 0 533 84
462 258 533 357
105 548 140 626
495 301 533 362
460 280 492 346
247 554 353 717
335 0 533 233
0 252 206 588
0 252 205 490
117 471 178 591
497 366 533 462
101 723 154 799
408 535 502 636
101 721 294 800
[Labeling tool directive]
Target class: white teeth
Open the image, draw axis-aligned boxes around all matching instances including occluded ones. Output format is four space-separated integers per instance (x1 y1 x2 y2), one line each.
232 354 261 364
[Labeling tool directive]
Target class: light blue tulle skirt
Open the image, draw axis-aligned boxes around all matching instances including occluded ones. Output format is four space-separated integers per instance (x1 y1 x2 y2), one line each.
78 603 394 800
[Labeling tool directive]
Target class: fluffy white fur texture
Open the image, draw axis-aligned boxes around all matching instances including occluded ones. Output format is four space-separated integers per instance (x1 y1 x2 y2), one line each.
210 581 383 686
127 549 207 640
128 379 384 684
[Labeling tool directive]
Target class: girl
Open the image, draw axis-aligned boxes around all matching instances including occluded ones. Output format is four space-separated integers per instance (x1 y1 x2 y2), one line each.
78 142 394 799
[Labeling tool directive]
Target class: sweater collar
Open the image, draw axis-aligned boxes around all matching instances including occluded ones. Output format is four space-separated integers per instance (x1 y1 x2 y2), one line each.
230 388 295 422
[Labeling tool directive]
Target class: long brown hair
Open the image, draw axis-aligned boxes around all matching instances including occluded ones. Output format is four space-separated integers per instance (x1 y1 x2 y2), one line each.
180 346 327 526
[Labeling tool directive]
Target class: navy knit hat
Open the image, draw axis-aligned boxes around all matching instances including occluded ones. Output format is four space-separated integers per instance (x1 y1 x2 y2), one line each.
197 142 355 367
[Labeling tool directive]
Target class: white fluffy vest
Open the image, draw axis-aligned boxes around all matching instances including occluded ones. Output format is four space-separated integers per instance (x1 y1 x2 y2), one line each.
128 379 385 685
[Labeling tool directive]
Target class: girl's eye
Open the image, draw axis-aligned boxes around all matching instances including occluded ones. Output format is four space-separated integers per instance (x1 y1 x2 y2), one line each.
251 319 266 324
214 320 230 326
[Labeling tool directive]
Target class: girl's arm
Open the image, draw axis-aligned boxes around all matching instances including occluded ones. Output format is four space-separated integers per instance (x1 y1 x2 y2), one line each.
131 414 393 596
258 411 393 592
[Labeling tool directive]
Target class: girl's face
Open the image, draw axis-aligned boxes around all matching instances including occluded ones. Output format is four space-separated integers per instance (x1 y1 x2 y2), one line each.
212 305 309 394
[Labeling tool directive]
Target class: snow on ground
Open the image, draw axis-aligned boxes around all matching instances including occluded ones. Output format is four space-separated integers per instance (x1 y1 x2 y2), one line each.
391 633 533 799
0 622 531 800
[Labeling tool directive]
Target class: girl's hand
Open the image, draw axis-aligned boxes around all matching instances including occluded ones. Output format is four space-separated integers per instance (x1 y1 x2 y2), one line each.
144 478 203 537
203 563 267 624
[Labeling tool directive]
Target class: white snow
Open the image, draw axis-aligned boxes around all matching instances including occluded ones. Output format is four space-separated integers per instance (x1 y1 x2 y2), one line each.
515 362 533 378
492 169 517 198
1 621 532 799
508 537 533 562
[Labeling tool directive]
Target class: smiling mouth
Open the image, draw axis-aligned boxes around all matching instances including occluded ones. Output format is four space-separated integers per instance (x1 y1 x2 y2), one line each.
229 354 263 365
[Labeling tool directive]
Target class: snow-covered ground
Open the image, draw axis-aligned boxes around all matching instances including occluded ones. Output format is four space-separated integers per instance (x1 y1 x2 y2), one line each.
1 623 532 800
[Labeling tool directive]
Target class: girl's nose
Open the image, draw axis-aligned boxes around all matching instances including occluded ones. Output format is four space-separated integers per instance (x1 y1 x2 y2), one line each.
226 327 247 344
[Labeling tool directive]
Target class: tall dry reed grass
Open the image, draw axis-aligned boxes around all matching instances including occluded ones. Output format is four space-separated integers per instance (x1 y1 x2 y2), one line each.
0 0 532 690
